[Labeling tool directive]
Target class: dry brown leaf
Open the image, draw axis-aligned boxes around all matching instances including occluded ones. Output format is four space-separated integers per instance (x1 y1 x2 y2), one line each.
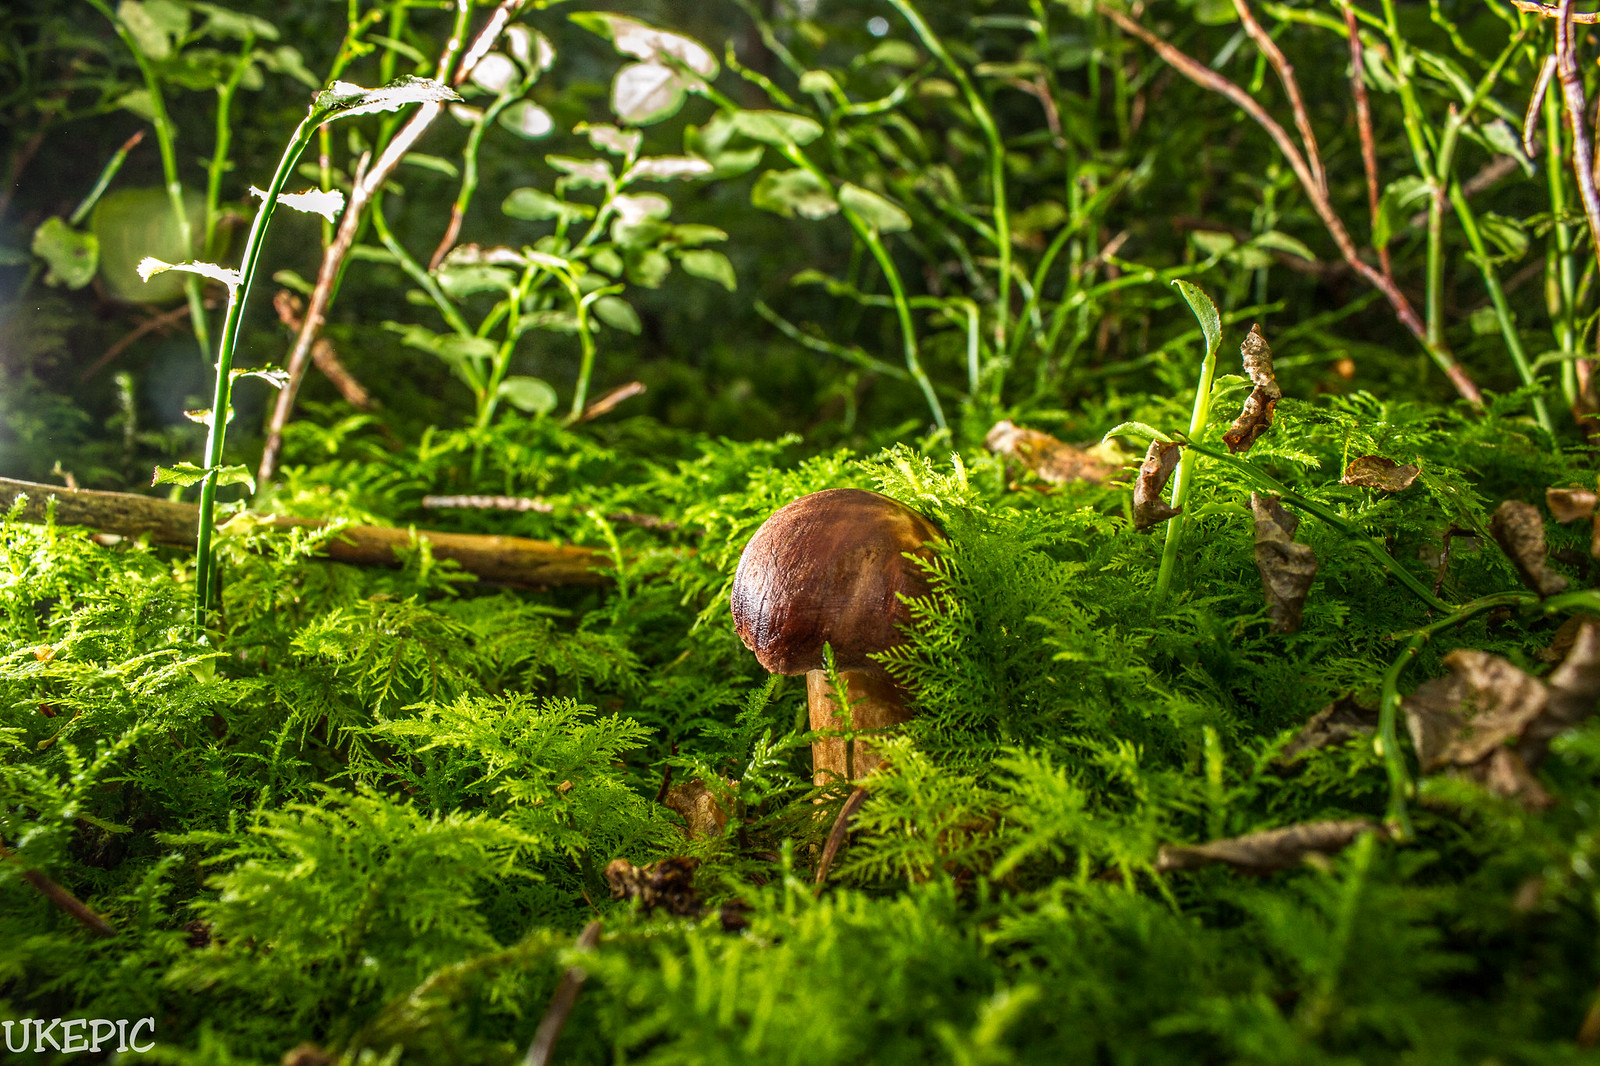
1489 500 1569 597
1277 695 1378 765
1251 493 1317 634
1223 325 1283 454
1156 819 1380 874
1341 455 1420 491
662 778 730 840
1402 623 1600 808
1546 486 1598 523
1133 440 1182 531
1537 613 1600 663
984 420 1121 484
604 856 702 916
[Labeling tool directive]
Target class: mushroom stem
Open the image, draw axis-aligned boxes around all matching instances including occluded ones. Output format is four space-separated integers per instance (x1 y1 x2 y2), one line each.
806 669 913 786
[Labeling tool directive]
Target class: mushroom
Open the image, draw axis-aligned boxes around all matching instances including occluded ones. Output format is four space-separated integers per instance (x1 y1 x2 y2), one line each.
730 488 943 785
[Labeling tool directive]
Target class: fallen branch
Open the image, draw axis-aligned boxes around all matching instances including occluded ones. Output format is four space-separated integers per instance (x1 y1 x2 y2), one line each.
1 843 116 938
1514 0 1600 23
524 920 603 1066
0 477 608 587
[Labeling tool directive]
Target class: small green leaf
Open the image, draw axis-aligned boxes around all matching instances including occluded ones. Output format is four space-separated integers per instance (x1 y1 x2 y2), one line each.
498 101 554 140
546 156 614 188
312 76 461 124
570 13 718 78
626 248 671 288
1252 230 1317 262
31 218 99 290
679 249 735 291
152 463 210 488
1171 280 1221 358
628 156 714 181
592 295 642 334
610 62 687 125
730 110 824 147
839 183 911 233
116 0 175 60
503 187 594 223
751 169 838 220
1102 421 1174 444
214 464 257 492
496 376 558 416
578 123 642 156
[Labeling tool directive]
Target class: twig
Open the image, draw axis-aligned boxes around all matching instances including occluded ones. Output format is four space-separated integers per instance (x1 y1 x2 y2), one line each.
272 291 374 410
524 920 602 1066
1556 1 1600 253
1233 0 1326 192
78 301 197 383
1100 2 1484 406
1346 5 1392 279
814 785 869 886
0 843 116 938
258 0 527 486
1525 54 1557 158
576 381 647 423
421 493 679 532
1514 0 1600 22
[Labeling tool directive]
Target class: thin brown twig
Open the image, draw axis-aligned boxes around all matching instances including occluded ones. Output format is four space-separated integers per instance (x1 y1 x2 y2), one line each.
1099 2 1484 406
1557 1 1600 250
272 290 374 410
577 380 647 422
78 301 195 382
258 0 528 486
1514 0 1600 23
1 843 116 938
1345 5 1392 280
1233 0 1326 193
1525 54 1558 158
814 786 869 887
524 920 603 1066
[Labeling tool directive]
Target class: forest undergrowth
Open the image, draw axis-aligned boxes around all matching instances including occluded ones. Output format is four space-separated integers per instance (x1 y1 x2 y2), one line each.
6 0 1600 1063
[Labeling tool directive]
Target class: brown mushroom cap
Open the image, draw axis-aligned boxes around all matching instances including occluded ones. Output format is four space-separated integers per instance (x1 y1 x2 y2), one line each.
730 488 943 676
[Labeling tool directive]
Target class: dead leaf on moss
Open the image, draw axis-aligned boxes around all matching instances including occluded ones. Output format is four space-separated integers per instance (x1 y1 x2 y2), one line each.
1133 440 1182 531
1223 325 1282 454
605 856 702 916
1546 486 1598 523
1538 613 1600 663
1251 494 1317 634
1277 695 1378 765
1402 622 1600 809
1489 500 1569 597
1341 455 1420 491
1156 819 1381 874
984 420 1121 484
662 777 730 840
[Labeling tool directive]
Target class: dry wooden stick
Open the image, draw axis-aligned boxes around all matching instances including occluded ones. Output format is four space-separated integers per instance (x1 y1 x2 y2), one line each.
524 920 603 1066
1556 1 1600 251
1345 4 1392 280
814 785 869 887
1 843 116 938
1232 0 1326 193
258 0 529 485
273 291 374 410
0 477 609 587
1100 1 1484 406
1515 0 1600 23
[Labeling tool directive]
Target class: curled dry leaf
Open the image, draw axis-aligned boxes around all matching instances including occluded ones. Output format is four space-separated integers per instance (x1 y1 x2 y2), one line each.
1156 819 1381 874
1402 622 1600 809
1341 455 1420 491
984 420 1121 485
1538 613 1600 663
1546 486 1598 523
1251 494 1318 634
1223 325 1282 454
604 856 702 916
1133 440 1182 531
1489 500 1569 597
662 777 729 840
1277 694 1378 766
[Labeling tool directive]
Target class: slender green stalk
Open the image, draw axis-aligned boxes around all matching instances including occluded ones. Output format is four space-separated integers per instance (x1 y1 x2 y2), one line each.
1545 80 1580 409
860 226 945 430
1447 180 1554 438
1154 344 1220 597
886 0 1011 352
87 0 209 357
193 114 320 629
68 130 142 227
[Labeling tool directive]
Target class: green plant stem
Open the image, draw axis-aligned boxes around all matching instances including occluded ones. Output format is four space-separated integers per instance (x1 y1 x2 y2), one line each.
1545 79 1580 409
1181 440 1453 614
67 129 142 228
1154 341 1220 597
193 114 319 630
1447 179 1554 438
859 225 945 430
885 0 1010 352
87 0 209 358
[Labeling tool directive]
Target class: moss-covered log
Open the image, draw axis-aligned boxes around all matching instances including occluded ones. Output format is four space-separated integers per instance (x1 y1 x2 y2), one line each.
0 477 609 587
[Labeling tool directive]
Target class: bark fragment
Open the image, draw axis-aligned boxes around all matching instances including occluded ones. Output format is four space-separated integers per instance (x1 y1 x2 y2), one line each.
1156 819 1381 874
604 857 702 916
